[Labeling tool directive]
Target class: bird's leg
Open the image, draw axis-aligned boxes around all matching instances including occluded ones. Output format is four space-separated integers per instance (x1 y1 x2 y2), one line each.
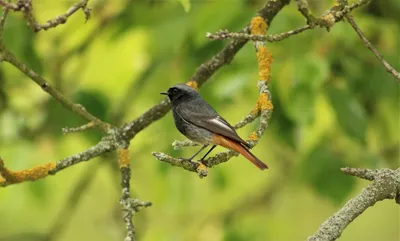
182 144 209 161
199 145 217 162
196 145 217 175
195 145 217 174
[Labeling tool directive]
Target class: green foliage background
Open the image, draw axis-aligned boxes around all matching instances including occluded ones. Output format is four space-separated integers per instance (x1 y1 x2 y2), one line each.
0 0 399 240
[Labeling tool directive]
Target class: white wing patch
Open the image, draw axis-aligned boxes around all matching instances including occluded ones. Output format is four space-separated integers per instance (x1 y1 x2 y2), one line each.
208 117 234 134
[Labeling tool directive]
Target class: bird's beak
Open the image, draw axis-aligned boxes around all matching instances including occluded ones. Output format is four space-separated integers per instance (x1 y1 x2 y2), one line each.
160 91 168 95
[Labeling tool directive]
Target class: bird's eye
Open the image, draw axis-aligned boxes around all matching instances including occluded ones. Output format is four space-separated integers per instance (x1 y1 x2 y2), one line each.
172 88 178 94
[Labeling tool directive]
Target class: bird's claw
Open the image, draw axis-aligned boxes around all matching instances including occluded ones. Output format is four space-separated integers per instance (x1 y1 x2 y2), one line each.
177 157 208 178
196 161 208 178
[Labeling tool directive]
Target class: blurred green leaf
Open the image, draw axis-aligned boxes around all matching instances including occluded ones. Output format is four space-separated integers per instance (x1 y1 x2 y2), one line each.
327 85 367 143
73 90 109 121
212 168 228 190
223 217 260 241
73 90 110 142
300 142 355 204
156 145 178 176
28 180 47 203
296 54 329 90
288 82 315 125
269 83 296 147
178 0 191 12
3 16 43 75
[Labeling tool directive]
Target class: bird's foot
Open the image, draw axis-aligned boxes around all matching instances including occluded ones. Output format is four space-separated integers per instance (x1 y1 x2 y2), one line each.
178 157 208 178
196 161 208 178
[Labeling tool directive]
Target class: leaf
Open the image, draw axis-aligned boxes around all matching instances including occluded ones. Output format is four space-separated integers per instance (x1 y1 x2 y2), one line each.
2 15 43 75
300 142 355 204
178 0 191 12
287 82 315 125
73 90 110 142
73 90 109 121
327 85 367 143
296 54 329 90
212 168 228 190
28 180 47 203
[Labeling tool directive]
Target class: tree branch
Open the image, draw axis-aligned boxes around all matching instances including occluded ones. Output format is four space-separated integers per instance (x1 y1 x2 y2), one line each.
307 168 400 241
206 0 373 43
0 135 117 186
119 148 135 241
0 0 10 35
206 25 311 42
0 0 91 32
0 0 19 10
62 121 96 134
118 148 151 241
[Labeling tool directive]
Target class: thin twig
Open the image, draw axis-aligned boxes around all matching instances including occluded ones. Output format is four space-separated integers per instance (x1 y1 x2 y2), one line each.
345 14 400 83
18 0 91 32
118 148 152 241
207 0 373 44
206 25 311 42
62 121 96 134
295 0 317 25
0 0 19 10
0 0 10 35
341 167 377 181
120 166 135 241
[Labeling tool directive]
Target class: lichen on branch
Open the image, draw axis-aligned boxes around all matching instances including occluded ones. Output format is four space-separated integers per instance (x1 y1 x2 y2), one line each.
307 167 400 241
0 157 56 187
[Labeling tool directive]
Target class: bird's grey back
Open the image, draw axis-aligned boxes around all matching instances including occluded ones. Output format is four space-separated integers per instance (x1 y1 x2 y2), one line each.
173 91 249 147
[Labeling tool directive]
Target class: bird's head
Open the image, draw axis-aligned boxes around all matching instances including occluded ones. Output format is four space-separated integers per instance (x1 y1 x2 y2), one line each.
161 84 199 105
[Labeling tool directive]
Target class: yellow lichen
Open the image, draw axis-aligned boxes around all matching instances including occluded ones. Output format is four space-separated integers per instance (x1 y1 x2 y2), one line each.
321 13 335 28
0 159 56 186
257 47 273 82
251 104 261 116
251 16 268 35
196 162 208 172
258 93 274 111
248 132 259 142
118 148 130 168
252 93 273 115
186 80 198 90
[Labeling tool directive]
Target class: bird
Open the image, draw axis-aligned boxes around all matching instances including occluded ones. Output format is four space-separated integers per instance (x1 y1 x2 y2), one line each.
161 84 268 170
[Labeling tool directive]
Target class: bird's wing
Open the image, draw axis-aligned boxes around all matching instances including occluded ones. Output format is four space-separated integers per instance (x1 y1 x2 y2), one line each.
175 99 250 148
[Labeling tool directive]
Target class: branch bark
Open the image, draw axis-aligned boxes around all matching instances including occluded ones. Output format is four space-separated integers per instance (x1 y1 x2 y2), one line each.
307 168 400 241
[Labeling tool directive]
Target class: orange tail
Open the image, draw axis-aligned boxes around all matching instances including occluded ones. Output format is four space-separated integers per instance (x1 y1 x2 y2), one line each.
212 135 268 170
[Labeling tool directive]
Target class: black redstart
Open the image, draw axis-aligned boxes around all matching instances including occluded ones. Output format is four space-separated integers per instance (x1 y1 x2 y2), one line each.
161 84 268 170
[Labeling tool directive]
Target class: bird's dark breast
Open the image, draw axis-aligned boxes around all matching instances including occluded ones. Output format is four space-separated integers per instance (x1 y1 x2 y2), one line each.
172 109 213 145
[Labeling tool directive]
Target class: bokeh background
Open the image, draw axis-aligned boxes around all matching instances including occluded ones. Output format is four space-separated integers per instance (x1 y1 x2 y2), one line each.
0 0 399 240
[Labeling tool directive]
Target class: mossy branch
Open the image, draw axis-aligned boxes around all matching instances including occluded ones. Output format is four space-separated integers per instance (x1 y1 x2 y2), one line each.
307 168 400 241
0 0 91 32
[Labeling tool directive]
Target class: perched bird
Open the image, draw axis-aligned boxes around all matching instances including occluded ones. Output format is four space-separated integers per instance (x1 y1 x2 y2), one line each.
161 84 268 170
